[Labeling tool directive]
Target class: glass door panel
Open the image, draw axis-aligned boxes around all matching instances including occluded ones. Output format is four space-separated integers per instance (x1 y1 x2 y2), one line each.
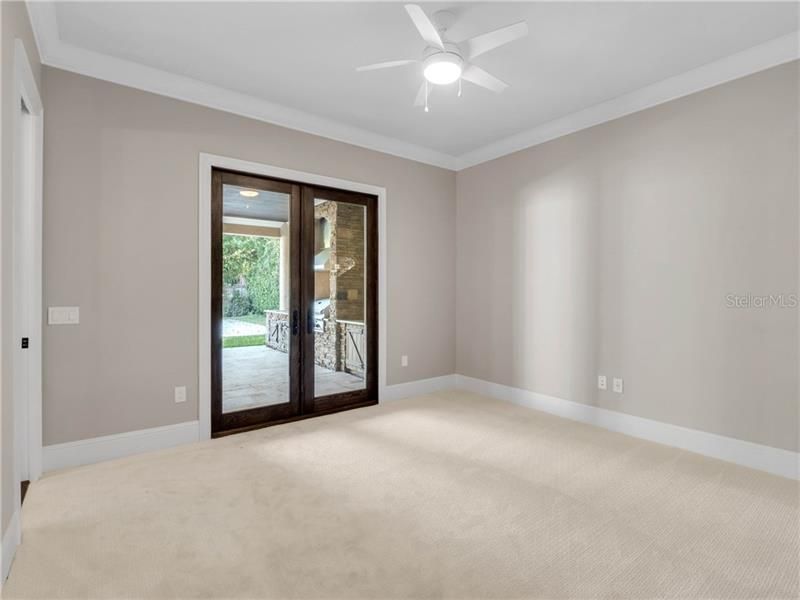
212 173 377 436
212 169 300 435
303 187 377 414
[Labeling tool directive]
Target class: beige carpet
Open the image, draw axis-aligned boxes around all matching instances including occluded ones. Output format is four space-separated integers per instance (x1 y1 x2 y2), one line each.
4 391 798 599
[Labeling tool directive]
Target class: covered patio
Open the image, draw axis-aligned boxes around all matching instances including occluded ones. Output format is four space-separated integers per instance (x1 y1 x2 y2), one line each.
222 345 364 412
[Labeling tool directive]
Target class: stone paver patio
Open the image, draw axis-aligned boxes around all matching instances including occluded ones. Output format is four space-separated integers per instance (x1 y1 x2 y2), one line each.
223 345 364 412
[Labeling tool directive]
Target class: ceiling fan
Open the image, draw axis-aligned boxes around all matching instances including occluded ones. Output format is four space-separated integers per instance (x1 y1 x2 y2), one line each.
357 4 528 112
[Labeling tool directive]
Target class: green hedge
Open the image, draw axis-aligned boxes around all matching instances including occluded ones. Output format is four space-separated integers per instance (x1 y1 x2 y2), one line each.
223 235 280 317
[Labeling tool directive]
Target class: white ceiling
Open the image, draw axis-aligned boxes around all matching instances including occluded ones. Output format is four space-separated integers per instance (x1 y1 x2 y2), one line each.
29 2 799 169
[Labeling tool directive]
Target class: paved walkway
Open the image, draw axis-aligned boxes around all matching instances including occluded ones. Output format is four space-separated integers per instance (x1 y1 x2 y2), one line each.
222 317 266 337
223 345 364 412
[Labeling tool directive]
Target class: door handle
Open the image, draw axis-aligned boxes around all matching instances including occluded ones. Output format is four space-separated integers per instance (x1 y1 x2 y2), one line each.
307 308 314 335
291 310 299 336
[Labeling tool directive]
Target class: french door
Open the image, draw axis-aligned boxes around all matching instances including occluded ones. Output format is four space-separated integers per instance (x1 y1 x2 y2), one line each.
211 169 378 436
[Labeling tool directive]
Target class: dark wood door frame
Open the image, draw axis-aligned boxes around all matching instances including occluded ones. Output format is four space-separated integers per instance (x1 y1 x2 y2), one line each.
211 169 302 435
211 169 379 437
301 185 379 416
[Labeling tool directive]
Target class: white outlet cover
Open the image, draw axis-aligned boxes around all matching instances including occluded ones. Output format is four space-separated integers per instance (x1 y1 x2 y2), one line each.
174 386 187 403
401 355 408 367
597 375 607 390
613 377 624 393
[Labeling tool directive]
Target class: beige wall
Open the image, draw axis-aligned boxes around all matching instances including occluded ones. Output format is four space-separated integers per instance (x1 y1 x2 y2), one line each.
38 54 800 457
1 0 41 538
42 67 456 445
456 62 799 452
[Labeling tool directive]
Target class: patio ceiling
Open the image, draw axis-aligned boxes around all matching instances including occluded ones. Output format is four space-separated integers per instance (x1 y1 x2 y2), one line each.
223 185 289 222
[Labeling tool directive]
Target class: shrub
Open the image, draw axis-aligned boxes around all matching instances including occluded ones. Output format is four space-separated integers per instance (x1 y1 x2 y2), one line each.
223 234 281 314
225 288 253 317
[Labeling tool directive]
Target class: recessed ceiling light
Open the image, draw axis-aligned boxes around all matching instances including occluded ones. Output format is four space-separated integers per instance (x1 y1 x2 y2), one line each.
423 52 462 85
239 190 259 198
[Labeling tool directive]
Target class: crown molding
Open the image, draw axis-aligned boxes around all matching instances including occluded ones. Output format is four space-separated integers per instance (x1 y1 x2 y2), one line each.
455 32 800 169
26 1 799 172
25 2 460 171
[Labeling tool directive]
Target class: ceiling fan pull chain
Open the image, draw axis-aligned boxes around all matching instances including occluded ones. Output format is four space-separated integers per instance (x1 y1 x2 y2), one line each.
424 80 430 112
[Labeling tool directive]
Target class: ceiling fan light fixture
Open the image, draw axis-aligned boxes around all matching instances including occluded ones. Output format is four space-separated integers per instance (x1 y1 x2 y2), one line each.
423 52 462 85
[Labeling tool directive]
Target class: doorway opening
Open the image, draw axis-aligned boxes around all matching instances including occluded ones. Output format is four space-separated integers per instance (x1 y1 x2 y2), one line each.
211 169 378 436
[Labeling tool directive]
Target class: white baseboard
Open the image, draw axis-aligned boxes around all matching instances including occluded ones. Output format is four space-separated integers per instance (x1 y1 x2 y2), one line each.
41 373 456 473
455 375 799 480
383 374 459 402
1 509 20 585
39 375 796 480
43 421 200 473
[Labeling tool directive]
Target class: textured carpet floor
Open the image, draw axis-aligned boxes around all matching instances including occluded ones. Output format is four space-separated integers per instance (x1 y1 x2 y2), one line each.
4 391 798 599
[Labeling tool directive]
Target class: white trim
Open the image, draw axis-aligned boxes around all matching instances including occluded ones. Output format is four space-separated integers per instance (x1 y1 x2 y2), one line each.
383 375 459 402
455 375 800 480
222 216 285 229
37 373 447 473
4 39 44 584
42 421 200 473
456 33 800 169
12 39 44 487
25 1 457 171
1 510 20 584
198 153 388 440
25 2 800 170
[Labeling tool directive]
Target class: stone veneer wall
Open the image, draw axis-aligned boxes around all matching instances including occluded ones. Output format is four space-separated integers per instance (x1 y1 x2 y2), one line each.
314 322 339 371
262 201 365 374
335 203 366 322
265 310 289 353
314 201 339 369
314 201 337 317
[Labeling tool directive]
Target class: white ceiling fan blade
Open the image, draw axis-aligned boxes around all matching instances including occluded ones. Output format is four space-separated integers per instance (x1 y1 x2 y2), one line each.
414 81 426 106
461 65 509 93
405 4 444 50
356 59 418 72
463 21 528 60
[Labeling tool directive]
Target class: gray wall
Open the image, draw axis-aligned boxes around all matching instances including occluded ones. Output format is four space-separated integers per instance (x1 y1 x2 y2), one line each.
41 58 799 455
456 62 799 452
42 67 456 446
1 1 42 536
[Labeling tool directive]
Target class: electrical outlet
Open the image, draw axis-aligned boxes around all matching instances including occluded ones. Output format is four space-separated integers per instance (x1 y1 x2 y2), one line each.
597 375 607 390
612 377 624 394
174 386 187 403
401 355 408 367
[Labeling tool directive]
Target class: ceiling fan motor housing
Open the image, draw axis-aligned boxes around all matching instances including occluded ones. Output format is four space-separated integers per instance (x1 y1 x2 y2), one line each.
423 42 463 61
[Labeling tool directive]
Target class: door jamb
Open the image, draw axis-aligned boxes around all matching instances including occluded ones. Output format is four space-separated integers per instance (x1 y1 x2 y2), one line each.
198 153 387 440
12 39 44 490
3 39 44 577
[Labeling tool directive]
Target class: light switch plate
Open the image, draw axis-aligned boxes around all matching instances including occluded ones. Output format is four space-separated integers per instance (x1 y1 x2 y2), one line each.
48 306 79 325
597 375 607 390
612 377 624 394
401 355 408 367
